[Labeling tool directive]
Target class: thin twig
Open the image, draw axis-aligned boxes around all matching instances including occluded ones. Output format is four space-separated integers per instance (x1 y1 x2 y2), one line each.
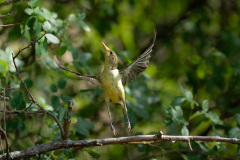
14 32 48 59
11 33 64 138
63 100 72 140
0 128 9 159
0 133 239 160
0 135 4 155
4 88 17 91
0 23 23 27
2 88 6 131
0 109 45 114
22 102 33 111
0 13 11 18
0 95 9 101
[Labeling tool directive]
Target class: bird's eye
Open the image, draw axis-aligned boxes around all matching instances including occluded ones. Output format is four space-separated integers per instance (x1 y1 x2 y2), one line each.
110 51 113 55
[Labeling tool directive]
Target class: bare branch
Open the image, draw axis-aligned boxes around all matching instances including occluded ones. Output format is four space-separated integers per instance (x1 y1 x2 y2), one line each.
0 128 9 159
0 133 239 160
0 13 11 18
14 33 48 59
0 23 23 27
2 88 6 131
4 88 17 91
63 100 72 140
0 96 9 101
11 33 64 138
0 109 45 115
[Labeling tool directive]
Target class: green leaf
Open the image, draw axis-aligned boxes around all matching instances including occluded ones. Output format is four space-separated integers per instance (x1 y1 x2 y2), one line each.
72 48 78 60
33 19 41 37
205 111 223 125
51 96 60 110
43 21 51 31
35 40 48 57
171 96 186 106
77 13 86 20
60 94 73 104
58 78 67 89
235 114 240 126
23 79 33 88
28 0 39 8
77 21 90 32
229 127 240 139
181 126 189 136
46 34 60 44
79 52 92 62
135 107 149 119
202 100 209 112
75 125 89 136
77 117 94 130
25 8 33 15
49 84 57 92
86 148 100 159
58 107 66 122
10 92 26 110
59 46 67 56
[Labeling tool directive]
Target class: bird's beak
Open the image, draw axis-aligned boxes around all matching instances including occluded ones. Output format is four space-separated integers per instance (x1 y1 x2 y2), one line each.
102 42 110 51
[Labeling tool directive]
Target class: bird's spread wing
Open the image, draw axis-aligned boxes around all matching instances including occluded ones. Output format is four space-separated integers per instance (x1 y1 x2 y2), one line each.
54 56 102 87
120 30 157 86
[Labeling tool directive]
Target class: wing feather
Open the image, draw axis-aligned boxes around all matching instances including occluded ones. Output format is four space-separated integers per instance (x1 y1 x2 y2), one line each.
120 30 157 86
54 56 102 87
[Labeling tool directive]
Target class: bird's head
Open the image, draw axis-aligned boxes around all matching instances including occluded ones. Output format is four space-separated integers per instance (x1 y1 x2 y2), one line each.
102 42 118 70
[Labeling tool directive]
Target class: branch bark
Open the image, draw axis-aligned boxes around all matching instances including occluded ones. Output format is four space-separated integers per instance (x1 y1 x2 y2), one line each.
0 128 9 159
0 23 23 27
0 133 239 160
63 100 72 140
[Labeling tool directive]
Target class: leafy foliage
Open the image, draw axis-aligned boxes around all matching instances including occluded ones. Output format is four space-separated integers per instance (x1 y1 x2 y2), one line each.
0 0 240 159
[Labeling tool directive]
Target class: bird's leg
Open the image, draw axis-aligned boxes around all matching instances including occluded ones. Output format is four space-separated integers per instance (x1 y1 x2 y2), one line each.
106 100 116 136
122 101 131 132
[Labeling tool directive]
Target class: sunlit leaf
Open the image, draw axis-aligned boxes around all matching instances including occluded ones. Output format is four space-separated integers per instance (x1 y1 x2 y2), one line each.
229 127 240 139
43 21 51 31
181 126 189 136
46 34 60 44
25 8 33 15
202 100 209 112
171 96 186 106
205 111 223 125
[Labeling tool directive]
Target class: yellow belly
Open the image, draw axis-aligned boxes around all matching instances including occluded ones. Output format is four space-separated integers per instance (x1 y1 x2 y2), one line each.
99 69 125 104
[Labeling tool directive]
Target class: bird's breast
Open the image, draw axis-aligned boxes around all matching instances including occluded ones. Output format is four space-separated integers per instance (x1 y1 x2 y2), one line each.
99 69 125 103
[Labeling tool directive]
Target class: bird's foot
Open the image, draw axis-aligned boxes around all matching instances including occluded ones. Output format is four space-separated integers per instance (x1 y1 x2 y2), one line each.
127 122 131 132
111 124 116 136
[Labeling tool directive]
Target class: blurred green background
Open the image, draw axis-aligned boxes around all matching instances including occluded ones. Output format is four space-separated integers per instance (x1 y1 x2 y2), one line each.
1 0 240 159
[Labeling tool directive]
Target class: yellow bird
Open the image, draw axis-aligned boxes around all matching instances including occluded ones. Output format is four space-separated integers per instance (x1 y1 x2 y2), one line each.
54 30 156 135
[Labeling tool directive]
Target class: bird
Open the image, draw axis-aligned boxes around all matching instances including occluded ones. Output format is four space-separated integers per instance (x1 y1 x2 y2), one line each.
54 30 157 135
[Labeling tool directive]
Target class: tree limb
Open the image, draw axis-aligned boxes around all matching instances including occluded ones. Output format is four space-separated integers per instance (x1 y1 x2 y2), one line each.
0 132 239 160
